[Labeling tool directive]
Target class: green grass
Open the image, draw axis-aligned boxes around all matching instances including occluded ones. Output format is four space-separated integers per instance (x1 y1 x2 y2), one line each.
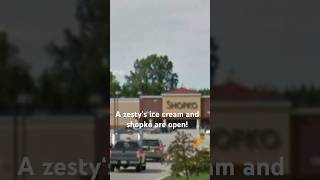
162 172 209 180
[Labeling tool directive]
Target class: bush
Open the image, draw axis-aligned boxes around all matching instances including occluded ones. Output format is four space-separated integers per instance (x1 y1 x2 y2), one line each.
164 131 210 180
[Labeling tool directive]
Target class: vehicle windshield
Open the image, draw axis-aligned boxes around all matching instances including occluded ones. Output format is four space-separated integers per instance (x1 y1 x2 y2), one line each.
143 140 160 146
114 141 140 150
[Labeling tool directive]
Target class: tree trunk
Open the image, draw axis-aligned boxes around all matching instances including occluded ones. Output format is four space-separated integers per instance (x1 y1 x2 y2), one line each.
186 170 189 180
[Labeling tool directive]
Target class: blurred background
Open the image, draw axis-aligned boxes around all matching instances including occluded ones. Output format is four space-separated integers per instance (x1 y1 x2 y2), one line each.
212 0 320 179
4 0 320 179
0 0 109 179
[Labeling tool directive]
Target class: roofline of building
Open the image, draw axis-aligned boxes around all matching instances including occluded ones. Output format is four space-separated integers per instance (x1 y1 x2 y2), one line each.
110 98 139 102
214 101 292 108
162 93 202 96
140 95 162 98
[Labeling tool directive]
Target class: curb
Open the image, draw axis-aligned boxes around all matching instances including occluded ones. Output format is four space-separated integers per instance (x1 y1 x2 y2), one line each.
156 174 170 180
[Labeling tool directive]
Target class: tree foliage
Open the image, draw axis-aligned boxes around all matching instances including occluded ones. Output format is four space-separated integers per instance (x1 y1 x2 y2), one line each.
198 88 210 95
192 148 210 175
0 32 34 111
211 37 219 84
122 54 178 96
38 0 108 111
164 131 209 180
284 85 320 107
110 71 121 97
165 131 194 179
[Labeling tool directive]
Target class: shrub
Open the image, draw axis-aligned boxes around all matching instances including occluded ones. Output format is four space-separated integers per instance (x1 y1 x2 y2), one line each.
164 131 210 180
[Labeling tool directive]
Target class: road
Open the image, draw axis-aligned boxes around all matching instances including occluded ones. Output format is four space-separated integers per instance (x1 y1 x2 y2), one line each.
110 162 171 180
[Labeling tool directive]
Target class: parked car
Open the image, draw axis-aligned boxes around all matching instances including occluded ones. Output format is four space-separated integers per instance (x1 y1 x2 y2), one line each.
142 127 162 134
142 139 165 162
110 141 146 172
142 126 175 134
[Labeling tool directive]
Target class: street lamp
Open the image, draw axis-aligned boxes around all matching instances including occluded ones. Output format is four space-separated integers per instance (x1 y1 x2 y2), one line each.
137 91 142 96
114 91 120 130
14 93 32 180
115 91 120 96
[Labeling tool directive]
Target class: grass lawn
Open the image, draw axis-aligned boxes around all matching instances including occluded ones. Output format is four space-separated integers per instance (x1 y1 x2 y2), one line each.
162 173 209 180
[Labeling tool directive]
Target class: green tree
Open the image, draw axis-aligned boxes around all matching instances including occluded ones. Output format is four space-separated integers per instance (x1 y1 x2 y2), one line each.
164 131 195 180
122 54 178 96
110 71 121 97
211 37 219 84
0 32 34 111
192 148 210 175
198 88 210 95
39 0 108 111
284 85 320 107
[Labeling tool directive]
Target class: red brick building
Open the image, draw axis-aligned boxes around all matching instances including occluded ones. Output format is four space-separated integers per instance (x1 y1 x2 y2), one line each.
110 87 210 129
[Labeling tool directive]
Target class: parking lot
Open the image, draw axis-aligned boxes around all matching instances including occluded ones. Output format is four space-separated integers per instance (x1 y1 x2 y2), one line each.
110 162 171 180
110 129 210 150
109 129 210 179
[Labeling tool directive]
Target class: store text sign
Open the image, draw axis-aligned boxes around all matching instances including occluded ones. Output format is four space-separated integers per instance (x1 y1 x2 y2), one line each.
166 100 198 109
213 128 282 151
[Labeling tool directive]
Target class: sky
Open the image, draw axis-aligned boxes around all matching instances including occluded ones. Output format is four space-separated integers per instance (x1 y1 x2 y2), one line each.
111 0 210 89
1 0 320 90
213 0 320 90
0 0 78 77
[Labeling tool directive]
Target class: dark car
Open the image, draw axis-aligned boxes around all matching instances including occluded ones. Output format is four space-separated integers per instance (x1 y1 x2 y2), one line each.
110 141 146 172
142 139 165 162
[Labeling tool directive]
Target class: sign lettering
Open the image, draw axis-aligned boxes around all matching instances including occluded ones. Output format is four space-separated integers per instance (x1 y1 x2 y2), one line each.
213 129 282 151
167 100 198 109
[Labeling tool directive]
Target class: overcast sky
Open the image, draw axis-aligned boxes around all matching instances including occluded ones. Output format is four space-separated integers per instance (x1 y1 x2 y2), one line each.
0 0 77 77
213 0 320 90
111 0 210 89
2 1 320 90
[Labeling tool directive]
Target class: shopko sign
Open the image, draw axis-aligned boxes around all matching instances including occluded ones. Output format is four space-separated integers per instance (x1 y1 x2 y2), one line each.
166 100 198 109
213 128 282 151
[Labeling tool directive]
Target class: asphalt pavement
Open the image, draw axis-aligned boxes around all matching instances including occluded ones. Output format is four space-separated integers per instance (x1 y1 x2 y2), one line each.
110 162 171 180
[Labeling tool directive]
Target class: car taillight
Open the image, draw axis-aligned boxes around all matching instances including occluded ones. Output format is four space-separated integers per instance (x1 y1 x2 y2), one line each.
136 150 142 158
